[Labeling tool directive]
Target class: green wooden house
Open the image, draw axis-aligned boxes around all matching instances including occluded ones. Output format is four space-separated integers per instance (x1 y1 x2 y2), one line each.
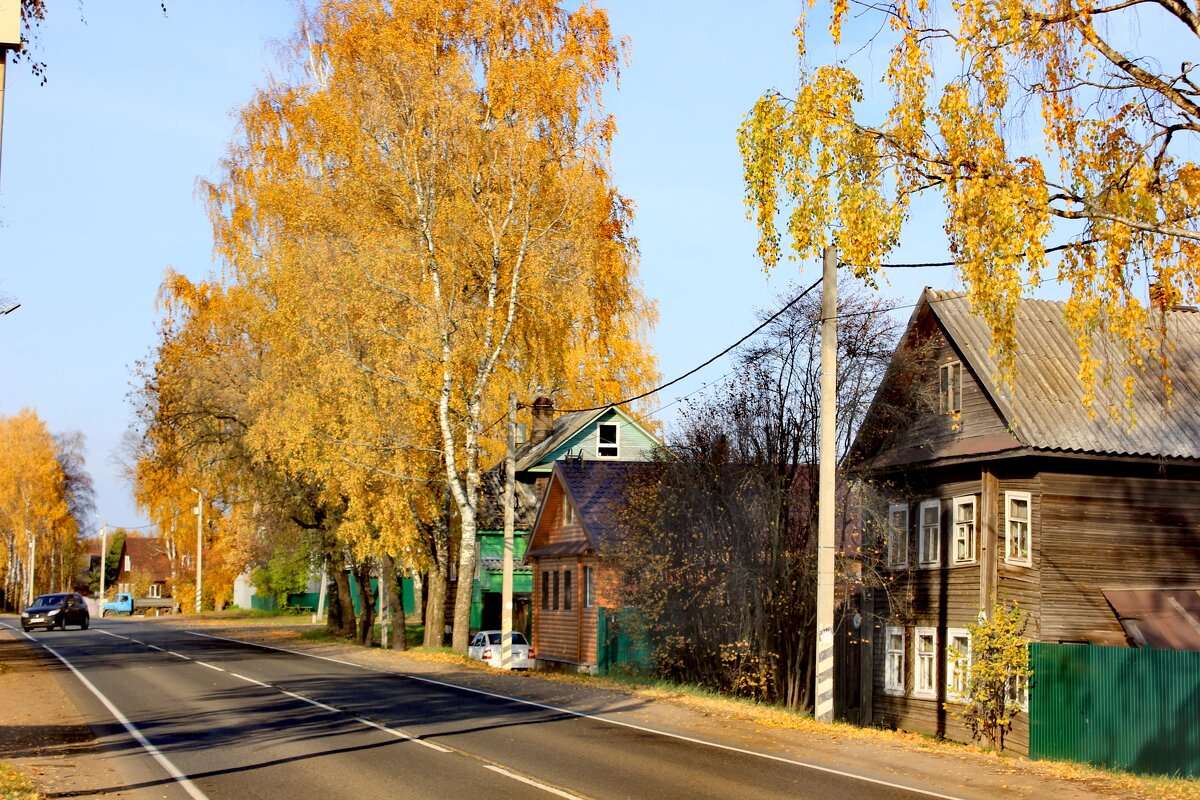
468 397 661 634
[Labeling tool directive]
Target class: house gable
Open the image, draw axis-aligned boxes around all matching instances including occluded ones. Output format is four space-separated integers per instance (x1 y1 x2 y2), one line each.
526 469 593 559
850 292 1020 471
518 406 660 474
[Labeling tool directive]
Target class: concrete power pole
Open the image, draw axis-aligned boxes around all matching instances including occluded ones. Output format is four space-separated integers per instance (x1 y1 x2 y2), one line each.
192 489 204 614
99 523 108 603
501 391 517 669
814 244 838 723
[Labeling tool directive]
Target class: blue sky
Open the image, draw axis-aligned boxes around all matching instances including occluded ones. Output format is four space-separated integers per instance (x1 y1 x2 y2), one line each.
0 1 962 533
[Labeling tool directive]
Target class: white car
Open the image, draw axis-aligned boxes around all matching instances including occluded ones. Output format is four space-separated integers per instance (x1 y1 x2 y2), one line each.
468 630 534 669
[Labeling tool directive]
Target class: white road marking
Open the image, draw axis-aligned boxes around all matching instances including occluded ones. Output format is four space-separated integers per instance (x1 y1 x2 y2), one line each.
97 629 132 641
196 661 225 673
228 671 271 688
188 631 967 800
351 715 451 753
38 642 211 800
484 765 585 799
168 651 192 660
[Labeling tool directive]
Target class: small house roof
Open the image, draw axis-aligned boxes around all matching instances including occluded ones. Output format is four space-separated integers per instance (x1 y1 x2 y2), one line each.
120 537 173 583
1103 588 1200 651
526 460 658 558
475 471 541 530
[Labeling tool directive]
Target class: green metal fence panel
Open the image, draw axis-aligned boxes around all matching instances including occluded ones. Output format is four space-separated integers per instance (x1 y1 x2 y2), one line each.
596 607 653 675
1030 643 1200 777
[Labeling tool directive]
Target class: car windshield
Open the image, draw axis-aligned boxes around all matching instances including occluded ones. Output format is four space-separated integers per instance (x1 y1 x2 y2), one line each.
33 595 64 607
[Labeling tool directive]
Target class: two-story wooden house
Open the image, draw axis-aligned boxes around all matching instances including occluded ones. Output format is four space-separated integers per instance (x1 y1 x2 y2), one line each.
847 289 1200 752
525 459 657 672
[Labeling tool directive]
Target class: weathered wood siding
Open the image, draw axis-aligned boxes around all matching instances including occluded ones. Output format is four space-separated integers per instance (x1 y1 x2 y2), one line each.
528 477 616 668
887 320 1011 455
868 468 1034 753
1039 470 1200 644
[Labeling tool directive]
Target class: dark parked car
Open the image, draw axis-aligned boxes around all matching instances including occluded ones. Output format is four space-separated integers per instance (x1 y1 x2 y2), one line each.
21 592 90 632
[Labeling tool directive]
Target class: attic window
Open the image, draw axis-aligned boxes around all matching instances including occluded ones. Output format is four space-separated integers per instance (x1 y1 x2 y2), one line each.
563 498 575 526
597 422 619 458
940 362 962 415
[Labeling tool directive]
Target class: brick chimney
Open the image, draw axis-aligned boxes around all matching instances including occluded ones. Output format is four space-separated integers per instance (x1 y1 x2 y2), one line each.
531 396 554 445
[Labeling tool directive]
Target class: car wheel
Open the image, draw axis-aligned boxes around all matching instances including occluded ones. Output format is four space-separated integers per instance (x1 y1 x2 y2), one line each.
80 616 90 630
21 625 30 633
57 616 67 631
101 609 109 618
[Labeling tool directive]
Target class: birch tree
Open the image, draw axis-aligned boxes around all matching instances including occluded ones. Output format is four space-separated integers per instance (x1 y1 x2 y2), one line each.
206 0 658 650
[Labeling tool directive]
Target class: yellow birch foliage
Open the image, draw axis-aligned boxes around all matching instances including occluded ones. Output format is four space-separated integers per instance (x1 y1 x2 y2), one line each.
204 0 658 648
740 0 1200 414
0 409 77 599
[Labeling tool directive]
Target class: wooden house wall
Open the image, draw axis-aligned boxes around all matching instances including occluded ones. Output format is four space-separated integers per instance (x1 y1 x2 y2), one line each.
532 555 606 666
1039 470 1200 644
869 469 1036 753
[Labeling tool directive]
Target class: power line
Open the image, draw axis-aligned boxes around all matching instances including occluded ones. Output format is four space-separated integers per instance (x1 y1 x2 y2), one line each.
844 237 1096 270
558 276 825 414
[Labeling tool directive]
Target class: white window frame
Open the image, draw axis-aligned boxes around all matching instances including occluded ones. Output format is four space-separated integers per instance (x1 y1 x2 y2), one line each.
1007 672 1029 711
596 422 620 459
940 361 962 414
918 499 941 568
1004 491 1032 566
563 497 575 526
583 566 594 608
946 628 971 702
952 495 977 565
914 627 938 699
887 504 909 569
884 626 907 696
124 555 131 572
147 583 161 599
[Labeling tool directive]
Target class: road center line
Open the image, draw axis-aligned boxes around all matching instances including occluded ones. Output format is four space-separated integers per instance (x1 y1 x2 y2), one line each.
97 629 132 641
187 631 965 800
196 661 225 673
484 765 584 799
38 642 211 800
168 651 192 660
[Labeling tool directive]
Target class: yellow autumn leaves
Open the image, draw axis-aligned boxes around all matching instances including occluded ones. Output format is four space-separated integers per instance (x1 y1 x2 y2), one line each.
132 0 657 643
741 0 1200 414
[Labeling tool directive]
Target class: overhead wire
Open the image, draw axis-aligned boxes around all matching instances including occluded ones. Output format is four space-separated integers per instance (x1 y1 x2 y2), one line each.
556 276 825 414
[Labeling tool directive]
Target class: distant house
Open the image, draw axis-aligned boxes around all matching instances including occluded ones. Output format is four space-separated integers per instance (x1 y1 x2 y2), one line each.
525 460 657 672
114 537 174 599
466 397 661 635
847 289 1200 752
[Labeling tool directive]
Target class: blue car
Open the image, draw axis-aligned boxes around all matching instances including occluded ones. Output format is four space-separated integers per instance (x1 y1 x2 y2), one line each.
21 592 90 632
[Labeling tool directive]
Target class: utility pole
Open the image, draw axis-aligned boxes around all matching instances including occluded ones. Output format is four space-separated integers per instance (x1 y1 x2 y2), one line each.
0 0 21 187
99 523 108 603
27 532 35 605
814 244 838 724
379 563 389 649
192 489 204 614
501 391 517 669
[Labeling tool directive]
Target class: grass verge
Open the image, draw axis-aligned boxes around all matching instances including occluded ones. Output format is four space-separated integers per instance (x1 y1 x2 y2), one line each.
0 763 41 800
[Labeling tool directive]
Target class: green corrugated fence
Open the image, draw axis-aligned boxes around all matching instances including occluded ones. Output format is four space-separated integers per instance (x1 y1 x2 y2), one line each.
1030 643 1200 777
596 607 653 675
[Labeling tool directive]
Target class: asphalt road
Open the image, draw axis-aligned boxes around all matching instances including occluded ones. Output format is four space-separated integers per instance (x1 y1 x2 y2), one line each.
1 618 962 800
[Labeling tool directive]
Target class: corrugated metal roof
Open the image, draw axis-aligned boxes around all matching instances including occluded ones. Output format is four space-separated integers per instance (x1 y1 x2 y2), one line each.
927 289 1200 460
1103 588 1200 651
